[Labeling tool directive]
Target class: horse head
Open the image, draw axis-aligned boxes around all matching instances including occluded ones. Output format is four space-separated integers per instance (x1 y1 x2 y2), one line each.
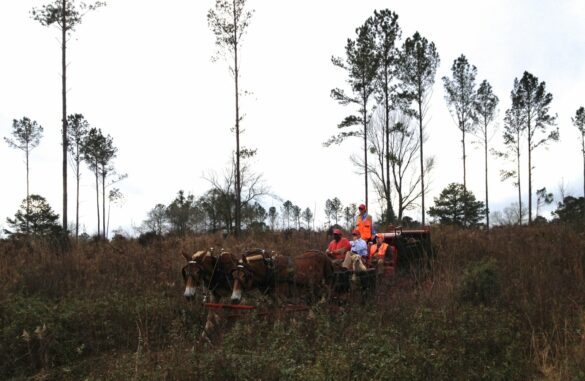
230 249 274 304
181 249 212 300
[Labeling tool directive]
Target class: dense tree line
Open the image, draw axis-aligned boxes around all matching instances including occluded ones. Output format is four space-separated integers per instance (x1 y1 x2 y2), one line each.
141 191 318 236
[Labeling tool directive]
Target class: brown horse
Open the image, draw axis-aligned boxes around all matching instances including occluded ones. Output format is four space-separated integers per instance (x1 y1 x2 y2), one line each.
228 248 277 303
230 249 333 305
181 248 239 342
181 248 238 302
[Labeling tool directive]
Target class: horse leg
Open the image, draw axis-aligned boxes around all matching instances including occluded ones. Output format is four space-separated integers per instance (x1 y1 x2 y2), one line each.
201 310 220 344
200 292 223 344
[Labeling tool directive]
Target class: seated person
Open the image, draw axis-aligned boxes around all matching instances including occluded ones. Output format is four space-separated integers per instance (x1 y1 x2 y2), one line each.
369 233 391 275
325 228 351 263
341 229 368 271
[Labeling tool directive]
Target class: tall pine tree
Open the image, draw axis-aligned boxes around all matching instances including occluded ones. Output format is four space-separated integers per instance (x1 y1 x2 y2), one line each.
474 80 498 228
397 32 440 225
207 0 254 238
515 71 558 223
31 0 105 232
326 18 379 209
442 54 477 190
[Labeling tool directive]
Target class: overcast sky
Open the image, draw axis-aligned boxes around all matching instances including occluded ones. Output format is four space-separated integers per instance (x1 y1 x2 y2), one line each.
1 0 584 236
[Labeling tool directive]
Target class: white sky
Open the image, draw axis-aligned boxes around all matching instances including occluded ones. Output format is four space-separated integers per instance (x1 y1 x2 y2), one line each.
1 0 584 236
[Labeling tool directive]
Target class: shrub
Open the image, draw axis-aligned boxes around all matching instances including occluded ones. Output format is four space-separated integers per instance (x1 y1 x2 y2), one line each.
458 257 500 305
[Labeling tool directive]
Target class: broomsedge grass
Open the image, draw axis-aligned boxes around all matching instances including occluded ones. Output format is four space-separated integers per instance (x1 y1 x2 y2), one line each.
0 225 583 380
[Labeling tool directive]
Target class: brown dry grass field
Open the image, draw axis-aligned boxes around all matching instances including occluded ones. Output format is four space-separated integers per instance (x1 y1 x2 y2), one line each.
1 225 584 380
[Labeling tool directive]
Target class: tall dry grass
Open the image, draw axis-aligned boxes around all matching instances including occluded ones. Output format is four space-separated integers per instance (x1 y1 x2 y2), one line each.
0 225 583 380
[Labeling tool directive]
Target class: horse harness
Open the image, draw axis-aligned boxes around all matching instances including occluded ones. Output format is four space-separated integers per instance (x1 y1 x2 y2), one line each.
235 255 275 294
185 251 234 294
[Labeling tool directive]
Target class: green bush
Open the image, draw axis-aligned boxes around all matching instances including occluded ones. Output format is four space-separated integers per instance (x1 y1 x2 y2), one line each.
459 257 500 305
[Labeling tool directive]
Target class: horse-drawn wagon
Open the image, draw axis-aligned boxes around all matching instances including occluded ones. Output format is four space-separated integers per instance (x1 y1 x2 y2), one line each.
180 226 433 340
329 225 433 303
377 225 434 274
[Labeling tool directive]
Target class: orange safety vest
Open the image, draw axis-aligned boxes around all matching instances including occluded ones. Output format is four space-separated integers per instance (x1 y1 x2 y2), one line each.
369 242 388 260
356 214 373 240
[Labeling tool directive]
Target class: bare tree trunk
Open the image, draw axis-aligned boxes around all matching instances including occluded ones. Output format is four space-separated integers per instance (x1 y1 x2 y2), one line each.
107 200 111 238
462 122 467 190
517 145 522 225
233 0 241 238
76 167 80 242
484 124 489 229
101 171 106 238
95 165 100 237
384 75 392 224
61 0 68 232
26 146 30 232
418 93 425 225
363 103 368 209
527 158 532 223
527 120 533 224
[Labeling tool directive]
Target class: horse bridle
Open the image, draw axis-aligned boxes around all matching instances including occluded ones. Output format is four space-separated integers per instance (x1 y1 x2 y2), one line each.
231 263 251 285
232 256 275 293
183 254 233 292
181 260 201 282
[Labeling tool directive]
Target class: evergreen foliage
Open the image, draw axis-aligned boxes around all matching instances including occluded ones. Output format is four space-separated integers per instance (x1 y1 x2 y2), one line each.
496 80 527 224
5 195 63 237
474 80 499 228
31 0 105 231
553 196 585 224
514 71 558 223
166 191 195 236
459 258 500 305
442 54 478 189
66 113 90 240
324 197 343 226
82 127 121 238
371 9 402 222
4 117 44 230
572 106 585 207
207 0 254 238
327 18 379 208
397 31 440 225
301 208 313 230
428 183 485 227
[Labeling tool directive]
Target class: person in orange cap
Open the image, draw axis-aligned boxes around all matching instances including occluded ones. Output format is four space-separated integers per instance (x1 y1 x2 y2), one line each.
325 228 351 262
355 204 375 242
369 233 390 274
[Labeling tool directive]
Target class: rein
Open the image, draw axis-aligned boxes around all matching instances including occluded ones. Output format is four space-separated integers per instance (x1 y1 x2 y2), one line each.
205 253 235 293
186 251 235 299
